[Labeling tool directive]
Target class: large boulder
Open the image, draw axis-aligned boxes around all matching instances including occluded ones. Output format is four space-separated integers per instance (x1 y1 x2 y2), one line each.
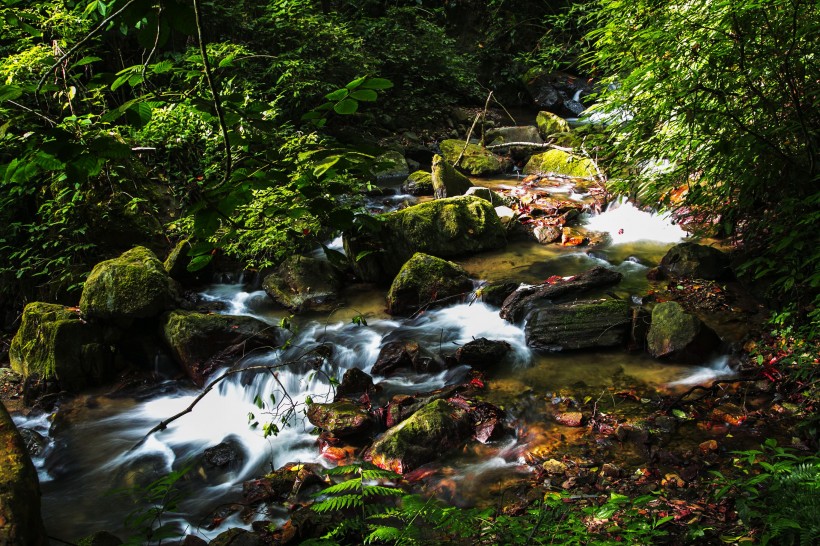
501 266 623 323
401 170 433 196
335 368 376 400
369 399 472 474
536 111 571 139
160 310 283 386
455 338 511 371
344 196 506 284
431 154 472 198
80 246 176 320
439 140 509 176
659 243 732 280
487 125 543 146
262 255 343 312
524 299 630 351
372 150 409 181
0 401 47 545
646 302 721 363
9 302 121 391
386 253 473 316
371 340 444 377
307 401 374 438
523 149 596 178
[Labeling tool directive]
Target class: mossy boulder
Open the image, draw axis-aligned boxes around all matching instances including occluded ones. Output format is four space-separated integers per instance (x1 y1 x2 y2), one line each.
372 150 409 181
431 154 472 198
486 126 543 146
659 242 732 280
439 140 509 176
0 401 47 546
401 170 434 196
9 302 121 391
163 239 211 286
80 246 176 320
386 253 473 316
262 255 343 312
307 401 374 438
344 196 506 284
646 302 721 363
536 111 570 139
369 399 472 474
160 310 284 386
523 149 596 178
524 298 630 351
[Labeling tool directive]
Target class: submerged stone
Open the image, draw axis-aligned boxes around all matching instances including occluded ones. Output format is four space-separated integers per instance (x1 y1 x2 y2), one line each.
386 253 473 316
455 338 511 371
371 339 444 376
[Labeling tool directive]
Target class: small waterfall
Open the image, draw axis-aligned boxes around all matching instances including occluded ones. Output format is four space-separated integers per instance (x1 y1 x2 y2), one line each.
667 356 735 387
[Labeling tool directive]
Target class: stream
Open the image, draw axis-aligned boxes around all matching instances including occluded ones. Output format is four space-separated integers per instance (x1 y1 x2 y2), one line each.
12 189 735 543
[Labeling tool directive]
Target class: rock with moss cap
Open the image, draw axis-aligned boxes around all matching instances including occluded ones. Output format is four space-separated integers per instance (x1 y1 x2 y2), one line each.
80 246 176 320
401 170 433 196
524 298 630 351
163 239 211 286
487 126 543 146
369 398 472 474
646 302 721 363
387 253 473 316
431 154 472 198
438 140 509 176
307 401 374 438
659 242 732 280
262 255 343 313
160 310 284 386
0 401 47 546
9 302 121 391
372 150 409 181
344 196 506 284
523 149 596 178
536 111 570 139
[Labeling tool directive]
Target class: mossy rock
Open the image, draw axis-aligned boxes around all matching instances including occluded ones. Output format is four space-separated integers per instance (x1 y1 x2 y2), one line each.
160 310 283 386
646 302 721 363
163 239 211 285
431 154 472 198
536 111 570 139
9 302 121 390
439 140 508 176
659 242 731 280
262 255 343 312
307 401 374 438
80 246 176 320
524 298 630 351
464 186 506 206
550 131 580 148
344 196 506 284
387 253 473 316
523 149 596 178
0 401 47 546
372 150 409 181
486 126 543 146
369 399 472 474
401 170 434 196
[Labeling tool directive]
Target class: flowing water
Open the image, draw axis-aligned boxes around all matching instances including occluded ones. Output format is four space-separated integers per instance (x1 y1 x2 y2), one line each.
12 194 734 543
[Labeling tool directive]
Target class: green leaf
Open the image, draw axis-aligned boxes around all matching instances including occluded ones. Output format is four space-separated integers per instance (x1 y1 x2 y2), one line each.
349 89 378 102
70 56 102 69
324 88 348 101
360 77 393 90
125 102 152 127
345 75 368 90
333 98 358 115
151 60 174 74
0 85 23 102
672 409 687 419
187 254 212 272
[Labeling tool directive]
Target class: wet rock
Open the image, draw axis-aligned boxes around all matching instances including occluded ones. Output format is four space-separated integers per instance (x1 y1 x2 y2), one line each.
386 253 473 316
710 403 746 426
369 399 473 474
659 242 732 280
525 298 630 351
479 280 521 307
243 462 324 505
699 439 718 454
371 340 443 376
542 459 568 474
501 266 623 323
270 505 336 545
335 367 376 400
0 401 47 546
80 246 176 320
78 531 123 545
524 70 593 116
307 401 374 438
262 255 343 312
555 411 584 427
372 150 408 181
561 227 586 246
210 528 261 546
431 153 472 197
535 111 570 139
646 302 721 363
178 535 208 546
160 310 284 387
401 170 433 196
9 302 122 391
524 149 596 178
533 224 562 244
455 338 511 371
344 196 506 284
464 186 506 206
439 140 509 176
469 400 508 443
203 438 245 469
18 428 47 458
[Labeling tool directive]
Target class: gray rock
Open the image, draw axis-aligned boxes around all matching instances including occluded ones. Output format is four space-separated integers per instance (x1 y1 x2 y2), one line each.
646 302 721 363
659 242 732 280
262 255 343 312
525 299 630 351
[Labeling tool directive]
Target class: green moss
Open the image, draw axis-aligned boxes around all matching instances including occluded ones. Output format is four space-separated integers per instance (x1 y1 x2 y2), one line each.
536 111 570 138
402 170 433 195
262 255 341 312
439 139 507 176
80 246 175 319
307 401 373 437
386 253 472 315
647 302 701 357
431 154 472 198
523 149 596 178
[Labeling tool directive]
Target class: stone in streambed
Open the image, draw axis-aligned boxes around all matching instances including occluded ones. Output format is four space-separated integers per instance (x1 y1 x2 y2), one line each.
438 140 509 176
659 242 732 280
401 170 433 196
307 401 374 438
479 280 521 307
523 149 596 178
455 338 511 371
536 111 570 139
371 340 444 376
369 399 472 474
524 298 630 351
262 255 343 313
431 153 472 198
335 367 376 400
386 253 473 316
210 528 261 546
646 301 721 363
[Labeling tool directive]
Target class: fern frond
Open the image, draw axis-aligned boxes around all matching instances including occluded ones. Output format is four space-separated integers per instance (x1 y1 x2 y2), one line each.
362 468 401 480
320 478 363 495
364 525 402 544
325 464 362 476
313 494 364 513
363 485 404 498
